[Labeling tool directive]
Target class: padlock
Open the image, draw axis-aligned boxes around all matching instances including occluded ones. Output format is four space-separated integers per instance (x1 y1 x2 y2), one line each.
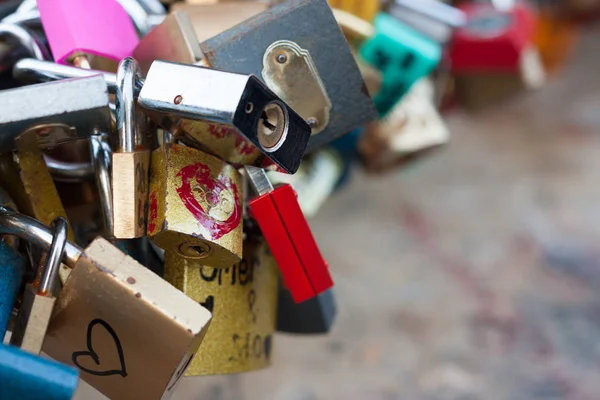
386 0 467 43
0 75 111 153
449 1 546 104
533 6 578 75
10 217 67 354
277 286 337 334
199 0 377 152
245 166 333 303
112 57 150 239
0 208 212 399
133 10 204 75
359 78 450 173
0 344 80 400
137 59 311 174
0 130 75 244
0 189 25 339
327 0 379 21
148 143 243 268
37 0 139 71
163 237 278 375
360 12 442 116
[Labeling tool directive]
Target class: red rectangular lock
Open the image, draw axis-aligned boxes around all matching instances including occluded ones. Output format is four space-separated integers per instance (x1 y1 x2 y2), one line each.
246 167 333 303
449 2 537 73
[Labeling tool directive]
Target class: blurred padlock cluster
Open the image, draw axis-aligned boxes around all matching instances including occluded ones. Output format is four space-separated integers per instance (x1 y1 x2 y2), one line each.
0 0 589 398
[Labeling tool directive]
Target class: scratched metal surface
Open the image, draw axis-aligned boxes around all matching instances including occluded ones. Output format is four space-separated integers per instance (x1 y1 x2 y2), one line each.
75 26 600 400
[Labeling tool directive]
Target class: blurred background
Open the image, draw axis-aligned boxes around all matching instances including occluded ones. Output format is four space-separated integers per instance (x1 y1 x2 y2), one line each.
79 11 600 400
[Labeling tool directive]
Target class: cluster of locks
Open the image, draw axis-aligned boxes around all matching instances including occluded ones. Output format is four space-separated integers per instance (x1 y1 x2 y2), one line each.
0 0 584 399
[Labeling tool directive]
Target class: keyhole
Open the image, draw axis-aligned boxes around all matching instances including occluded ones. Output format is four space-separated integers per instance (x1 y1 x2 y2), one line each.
178 242 212 259
257 102 287 152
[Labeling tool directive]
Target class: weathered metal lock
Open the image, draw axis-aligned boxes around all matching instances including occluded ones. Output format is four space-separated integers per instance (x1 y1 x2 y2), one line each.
138 59 311 174
245 166 333 303
0 344 80 400
163 237 278 375
10 217 67 354
112 57 150 239
386 0 467 43
0 75 111 153
359 78 450 173
449 1 546 108
360 12 442 116
199 0 377 153
148 143 243 267
277 287 337 334
0 209 212 400
37 0 139 71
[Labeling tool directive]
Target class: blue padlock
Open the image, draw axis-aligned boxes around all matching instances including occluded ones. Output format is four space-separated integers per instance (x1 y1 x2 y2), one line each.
0 344 79 400
0 240 25 338
360 13 441 116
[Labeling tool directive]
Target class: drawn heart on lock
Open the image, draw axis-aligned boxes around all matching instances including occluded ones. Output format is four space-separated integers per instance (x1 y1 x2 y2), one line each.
72 319 128 378
176 162 241 239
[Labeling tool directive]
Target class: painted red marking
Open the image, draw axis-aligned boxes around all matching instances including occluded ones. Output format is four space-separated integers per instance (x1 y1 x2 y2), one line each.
176 162 241 239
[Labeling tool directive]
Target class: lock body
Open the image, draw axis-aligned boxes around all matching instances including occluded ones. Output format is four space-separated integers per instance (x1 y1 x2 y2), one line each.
328 0 379 21
0 343 79 400
0 76 111 153
148 143 243 268
37 0 139 71
164 238 278 375
0 241 25 338
360 12 442 116
277 287 337 334
200 0 377 152
43 238 212 400
138 60 311 174
359 78 449 172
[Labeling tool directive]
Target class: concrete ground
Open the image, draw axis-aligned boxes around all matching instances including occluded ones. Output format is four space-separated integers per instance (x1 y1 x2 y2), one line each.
77 26 600 400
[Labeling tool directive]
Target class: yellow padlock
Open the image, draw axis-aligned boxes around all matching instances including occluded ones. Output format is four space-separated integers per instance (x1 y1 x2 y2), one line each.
164 237 278 376
328 0 379 22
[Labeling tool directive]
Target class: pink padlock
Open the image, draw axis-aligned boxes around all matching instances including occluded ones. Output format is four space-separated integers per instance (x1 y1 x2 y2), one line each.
38 0 139 71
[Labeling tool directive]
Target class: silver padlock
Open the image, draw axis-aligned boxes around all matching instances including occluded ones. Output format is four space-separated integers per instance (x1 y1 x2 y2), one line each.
0 75 111 152
137 60 311 173
199 0 377 152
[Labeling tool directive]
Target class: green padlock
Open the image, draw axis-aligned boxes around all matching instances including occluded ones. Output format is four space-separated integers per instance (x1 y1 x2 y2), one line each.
360 12 441 116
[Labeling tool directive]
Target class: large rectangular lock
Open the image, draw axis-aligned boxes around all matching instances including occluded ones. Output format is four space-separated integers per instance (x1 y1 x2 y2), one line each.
138 60 310 173
0 76 111 152
200 0 377 153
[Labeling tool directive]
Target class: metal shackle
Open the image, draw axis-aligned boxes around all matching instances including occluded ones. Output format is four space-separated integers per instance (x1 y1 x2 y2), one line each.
38 217 68 295
116 57 142 152
0 207 82 267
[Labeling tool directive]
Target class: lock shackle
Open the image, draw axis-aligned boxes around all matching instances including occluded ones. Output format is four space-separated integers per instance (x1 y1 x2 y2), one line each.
0 207 82 267
13 58 119 93
43 155 95 182
0 23 49 62
38 217 67 295
0 187 19 249
89 133 114 237
116 57 143 152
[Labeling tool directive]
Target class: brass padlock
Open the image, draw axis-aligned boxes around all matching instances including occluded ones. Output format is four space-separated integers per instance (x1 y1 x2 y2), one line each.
112 58 151 239
148 143 243 268
164 237 278 375
0 127 75 242
10 217 68 354
0 209 212 399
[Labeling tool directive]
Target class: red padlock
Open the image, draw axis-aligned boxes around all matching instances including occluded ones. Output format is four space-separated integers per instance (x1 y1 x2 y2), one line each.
245 166 333 303
449 2 537 74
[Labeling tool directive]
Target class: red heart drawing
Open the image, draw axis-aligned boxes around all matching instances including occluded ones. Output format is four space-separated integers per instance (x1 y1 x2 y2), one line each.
176 162 241 239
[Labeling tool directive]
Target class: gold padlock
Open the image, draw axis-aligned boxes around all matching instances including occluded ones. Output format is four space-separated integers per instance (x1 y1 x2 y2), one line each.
148 143 243 268
0 209 213 400
112 58 151 239
0 126 75 242
164 237 278 376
